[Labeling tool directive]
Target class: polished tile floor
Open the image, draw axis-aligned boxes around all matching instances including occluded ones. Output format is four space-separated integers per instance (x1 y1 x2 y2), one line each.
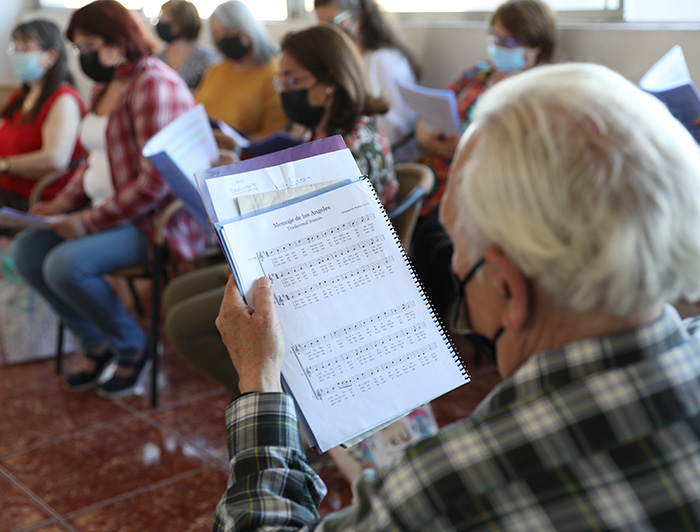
0 335 499 532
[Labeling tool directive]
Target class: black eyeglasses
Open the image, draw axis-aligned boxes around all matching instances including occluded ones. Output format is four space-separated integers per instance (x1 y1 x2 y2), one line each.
450 257 485 334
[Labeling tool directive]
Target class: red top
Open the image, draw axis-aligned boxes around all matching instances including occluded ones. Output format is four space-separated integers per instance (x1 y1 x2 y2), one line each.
0 84 87 200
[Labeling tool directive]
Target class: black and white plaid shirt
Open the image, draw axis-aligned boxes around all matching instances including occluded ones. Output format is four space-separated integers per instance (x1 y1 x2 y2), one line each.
214 305 700 531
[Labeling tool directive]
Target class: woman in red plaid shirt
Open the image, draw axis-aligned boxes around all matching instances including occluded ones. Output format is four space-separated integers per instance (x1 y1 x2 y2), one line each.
11 0 209 398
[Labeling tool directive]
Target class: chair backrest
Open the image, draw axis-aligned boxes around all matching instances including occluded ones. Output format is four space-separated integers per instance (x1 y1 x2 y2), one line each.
28 157 87 208
388 163 435 251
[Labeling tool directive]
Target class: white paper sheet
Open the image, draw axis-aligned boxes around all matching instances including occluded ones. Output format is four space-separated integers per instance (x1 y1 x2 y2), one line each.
396 80 461 135
206 149 361 222
219 179 466 451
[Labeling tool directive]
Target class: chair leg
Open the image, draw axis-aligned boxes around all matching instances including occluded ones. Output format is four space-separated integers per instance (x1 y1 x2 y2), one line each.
127 277 145 317
55 321 64 374
149 243 163 409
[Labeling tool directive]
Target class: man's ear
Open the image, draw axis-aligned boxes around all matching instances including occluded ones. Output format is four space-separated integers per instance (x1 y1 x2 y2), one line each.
482 247 530 332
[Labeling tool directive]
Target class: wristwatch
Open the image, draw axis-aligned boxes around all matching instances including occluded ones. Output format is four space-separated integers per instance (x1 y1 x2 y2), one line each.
0 158 9 173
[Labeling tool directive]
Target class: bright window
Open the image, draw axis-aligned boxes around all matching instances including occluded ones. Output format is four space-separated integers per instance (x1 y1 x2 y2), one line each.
303 0 622 21
38 0 288 21
36 0 700 23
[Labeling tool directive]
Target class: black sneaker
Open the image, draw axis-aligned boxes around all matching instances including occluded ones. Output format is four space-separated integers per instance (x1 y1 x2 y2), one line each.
63 349 117 392
96 342 152 399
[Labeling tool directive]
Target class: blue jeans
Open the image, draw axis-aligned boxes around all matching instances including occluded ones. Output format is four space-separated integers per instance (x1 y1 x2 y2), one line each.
10 225 150 361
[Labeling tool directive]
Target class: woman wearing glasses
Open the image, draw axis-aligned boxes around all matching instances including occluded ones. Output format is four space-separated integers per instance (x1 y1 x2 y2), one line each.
0 19 85 215
412 0 558 321
276 24 397 207
314 0 421 163
11 0 209 398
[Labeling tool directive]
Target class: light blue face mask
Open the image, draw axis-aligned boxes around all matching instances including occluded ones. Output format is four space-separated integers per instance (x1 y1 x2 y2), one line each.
11 51 47 83
487 44 526 73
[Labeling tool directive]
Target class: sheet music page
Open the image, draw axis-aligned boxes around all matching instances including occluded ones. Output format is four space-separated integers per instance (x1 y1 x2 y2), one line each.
205 149 361 222
396 80 461 135
220 179 466 451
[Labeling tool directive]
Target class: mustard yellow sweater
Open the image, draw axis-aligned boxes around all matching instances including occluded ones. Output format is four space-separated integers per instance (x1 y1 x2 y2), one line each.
196 58 288 138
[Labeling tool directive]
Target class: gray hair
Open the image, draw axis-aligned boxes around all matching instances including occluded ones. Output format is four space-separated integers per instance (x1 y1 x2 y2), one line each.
211 0 276 64
450 62 700 316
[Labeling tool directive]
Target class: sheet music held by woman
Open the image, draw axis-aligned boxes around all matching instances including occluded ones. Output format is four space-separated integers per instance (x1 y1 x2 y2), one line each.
218 177 468 451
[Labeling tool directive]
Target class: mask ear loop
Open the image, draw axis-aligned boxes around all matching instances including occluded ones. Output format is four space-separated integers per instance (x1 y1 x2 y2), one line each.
462 327 503 366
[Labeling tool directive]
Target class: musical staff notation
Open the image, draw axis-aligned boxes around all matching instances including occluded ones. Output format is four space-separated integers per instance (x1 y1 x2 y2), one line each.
273 256 394 307
265 235 386 288
314 343 439 400
257 213 377 259
292 301 417 355
304 322 428 379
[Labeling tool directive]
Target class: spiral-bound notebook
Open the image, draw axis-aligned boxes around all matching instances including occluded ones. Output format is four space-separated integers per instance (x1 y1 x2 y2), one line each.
196 137 469 452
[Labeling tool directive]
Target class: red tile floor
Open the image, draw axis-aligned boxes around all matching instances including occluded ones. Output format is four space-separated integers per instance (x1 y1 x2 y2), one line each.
0 334 500 532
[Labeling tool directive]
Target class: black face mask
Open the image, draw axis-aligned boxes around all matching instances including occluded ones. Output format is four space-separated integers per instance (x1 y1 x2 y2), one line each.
217 35 250 61
451 257 504 366
460 328 504 366
80 50 115 83
156 21 177 43
280 89 326 129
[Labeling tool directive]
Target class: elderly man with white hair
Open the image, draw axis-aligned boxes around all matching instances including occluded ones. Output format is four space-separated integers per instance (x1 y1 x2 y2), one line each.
211 62 700 531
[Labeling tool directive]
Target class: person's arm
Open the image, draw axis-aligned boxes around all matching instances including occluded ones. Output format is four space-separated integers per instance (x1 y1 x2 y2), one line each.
368 49 416 146
212 277 326 531
3 94 82 178
213 276 434 531
415 120 460 161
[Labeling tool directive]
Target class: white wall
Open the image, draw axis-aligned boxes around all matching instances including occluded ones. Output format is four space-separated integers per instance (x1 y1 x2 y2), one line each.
0 0 32 84
267 20 700 89
3 6 700 100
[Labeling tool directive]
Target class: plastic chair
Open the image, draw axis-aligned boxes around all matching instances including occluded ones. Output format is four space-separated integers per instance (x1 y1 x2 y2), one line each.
387 163 435 251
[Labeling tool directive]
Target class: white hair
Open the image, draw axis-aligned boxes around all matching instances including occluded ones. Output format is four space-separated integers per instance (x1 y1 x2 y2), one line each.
211 0 276 64
452 62 700 316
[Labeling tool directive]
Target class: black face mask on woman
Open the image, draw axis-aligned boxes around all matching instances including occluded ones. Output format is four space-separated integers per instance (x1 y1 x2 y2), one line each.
217 35 250 61
80 50 115 83
280 89 326 129
156 21 177 43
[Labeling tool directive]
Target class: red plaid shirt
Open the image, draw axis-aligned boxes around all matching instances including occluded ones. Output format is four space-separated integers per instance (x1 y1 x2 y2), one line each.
56 56 209 261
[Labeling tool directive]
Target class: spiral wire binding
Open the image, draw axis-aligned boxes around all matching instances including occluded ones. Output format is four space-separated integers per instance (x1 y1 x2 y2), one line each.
358 175 469 382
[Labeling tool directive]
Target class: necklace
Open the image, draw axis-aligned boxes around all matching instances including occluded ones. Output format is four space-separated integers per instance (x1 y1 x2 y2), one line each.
21 95 36 113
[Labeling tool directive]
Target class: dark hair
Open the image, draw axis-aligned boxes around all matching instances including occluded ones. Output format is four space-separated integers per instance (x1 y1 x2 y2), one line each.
490 0 557 64
314 0 421 79
281 24 387 135
66 0 154 64
161 0 202 41
2 19 75 123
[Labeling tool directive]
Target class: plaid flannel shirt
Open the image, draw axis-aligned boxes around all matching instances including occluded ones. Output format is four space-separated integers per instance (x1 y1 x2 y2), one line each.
213 305 700 531
56 57 209 261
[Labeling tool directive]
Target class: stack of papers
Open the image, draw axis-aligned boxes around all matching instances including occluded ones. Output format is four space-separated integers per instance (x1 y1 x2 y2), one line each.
640 45 700 144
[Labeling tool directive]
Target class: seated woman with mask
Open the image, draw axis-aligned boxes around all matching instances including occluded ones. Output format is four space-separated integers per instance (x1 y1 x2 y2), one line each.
195 0 287 141
315 0 421 162
11 0 209 398
412 0 557 321
163 23 396 396
154 0 217 90
0 19 85 215
277 24 396 207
